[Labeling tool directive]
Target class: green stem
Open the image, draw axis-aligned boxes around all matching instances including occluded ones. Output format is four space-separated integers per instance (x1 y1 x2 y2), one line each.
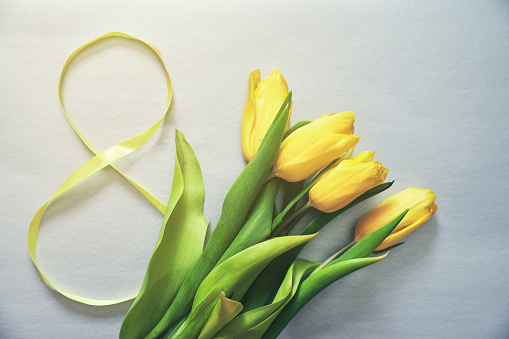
271 202 312 237
281 180 306 215
310 240 356 275
264 169 277 183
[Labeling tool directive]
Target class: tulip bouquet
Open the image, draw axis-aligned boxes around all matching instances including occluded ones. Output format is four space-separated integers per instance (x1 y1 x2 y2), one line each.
118 69 437 339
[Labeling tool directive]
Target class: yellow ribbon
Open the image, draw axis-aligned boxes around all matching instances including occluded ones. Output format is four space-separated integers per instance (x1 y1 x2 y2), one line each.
28 32 172 306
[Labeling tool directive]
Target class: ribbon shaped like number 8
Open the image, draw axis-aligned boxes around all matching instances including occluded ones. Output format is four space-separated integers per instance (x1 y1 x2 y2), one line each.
28 32 172 306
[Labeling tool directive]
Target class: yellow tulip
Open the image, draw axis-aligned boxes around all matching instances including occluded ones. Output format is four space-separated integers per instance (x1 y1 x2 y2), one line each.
273 112 361 182
354 187 437 250
241 69 291 162
308 151 389 213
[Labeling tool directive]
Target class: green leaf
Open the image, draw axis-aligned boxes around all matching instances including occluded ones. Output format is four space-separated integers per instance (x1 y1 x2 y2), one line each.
216 260 318 339
240 247 300 312
173 233 317 339
372 242 405 254
263 255 388 339
217 178 281 266
197 292 243 339
146 92 293 338
282 120 311 140
332 209 408 264
261 209 408 338
241 182 394 311
119 131 207 339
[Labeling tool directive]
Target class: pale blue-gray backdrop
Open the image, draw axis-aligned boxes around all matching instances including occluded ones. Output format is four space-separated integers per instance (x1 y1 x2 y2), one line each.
1 1 508 338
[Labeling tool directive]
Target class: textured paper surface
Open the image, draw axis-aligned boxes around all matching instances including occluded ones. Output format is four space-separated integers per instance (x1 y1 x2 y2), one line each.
1 1 508 338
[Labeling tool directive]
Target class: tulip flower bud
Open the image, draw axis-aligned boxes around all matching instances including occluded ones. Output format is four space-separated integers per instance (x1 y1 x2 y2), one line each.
308 151 389 213
241 69 291 162
354 187 437 250
273 112 361 182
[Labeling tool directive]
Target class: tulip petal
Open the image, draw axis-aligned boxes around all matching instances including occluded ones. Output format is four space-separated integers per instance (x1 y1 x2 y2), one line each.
274 112 357 182
303 181 395 235
354 187 438 249
309 160 389 213
283 120 312 140
291 111 355 139
348 150 375 163
250 69 291 158
241 69 261 161
276 134 361 182
377 203 437 250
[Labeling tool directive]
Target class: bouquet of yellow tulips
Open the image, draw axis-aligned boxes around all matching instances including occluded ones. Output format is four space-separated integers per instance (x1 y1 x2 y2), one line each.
118 69 437 339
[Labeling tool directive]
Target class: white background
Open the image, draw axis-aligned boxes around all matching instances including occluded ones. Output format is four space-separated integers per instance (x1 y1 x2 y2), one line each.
1 1 508 338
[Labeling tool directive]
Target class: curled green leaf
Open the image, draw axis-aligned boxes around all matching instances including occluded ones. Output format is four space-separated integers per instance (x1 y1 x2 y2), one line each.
174 233 318 338
216 260 318 339
119 131 208 339
198 292 243 339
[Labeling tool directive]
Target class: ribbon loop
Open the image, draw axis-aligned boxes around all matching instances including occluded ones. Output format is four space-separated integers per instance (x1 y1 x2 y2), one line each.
28 32 172 305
